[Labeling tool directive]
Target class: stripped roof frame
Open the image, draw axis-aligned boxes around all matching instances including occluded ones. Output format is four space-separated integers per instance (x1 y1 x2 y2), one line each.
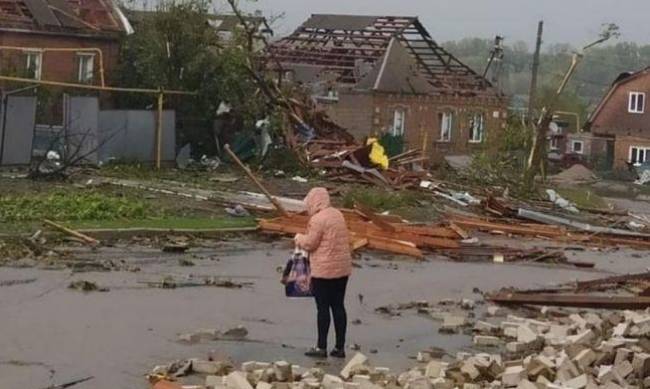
268 14 497 96
0 0 132 36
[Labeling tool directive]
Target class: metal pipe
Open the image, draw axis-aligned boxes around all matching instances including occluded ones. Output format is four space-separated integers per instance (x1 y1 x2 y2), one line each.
0 45 106 86
0 74 196 95
155 91 163 169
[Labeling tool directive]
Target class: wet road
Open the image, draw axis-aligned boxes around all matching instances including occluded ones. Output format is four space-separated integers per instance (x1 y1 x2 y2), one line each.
0 238 648 389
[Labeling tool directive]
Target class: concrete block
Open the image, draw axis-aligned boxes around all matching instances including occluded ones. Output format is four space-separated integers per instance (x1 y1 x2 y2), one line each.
614 348 632 366
463 384 481 389
567 330 595 346
572 349 596 370
242 362 258 372
192 360 228 375
612 322 629 337
424 361 445 379
322 374 344 389
404 376 432 389
256 383 272 389
583 313 603 329
506 342 528 353
563 374 588 389
417 351 432 362
226 372 254 389
207 376 226 389
474 321 498 333
460 299 475 310
602 383 622 389
473 335 501 347
569 314 588 329
613 359 633 379
440 315 467 332
504 327 519 339
632 352 650 378
344 383 360 389
341 353 369 379
501 365 525 387
460 360 480 381
515 379 537 389
430 378 453 389
274 361 292 382
487 306 505 317
517 325 538 343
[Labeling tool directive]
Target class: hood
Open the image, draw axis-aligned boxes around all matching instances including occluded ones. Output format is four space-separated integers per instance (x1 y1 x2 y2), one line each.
304 187 331 216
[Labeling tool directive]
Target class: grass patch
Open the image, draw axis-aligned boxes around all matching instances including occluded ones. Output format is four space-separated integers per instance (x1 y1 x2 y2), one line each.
342 188 421 211
69 216 256 230
554 187 608 210
0 190 155 223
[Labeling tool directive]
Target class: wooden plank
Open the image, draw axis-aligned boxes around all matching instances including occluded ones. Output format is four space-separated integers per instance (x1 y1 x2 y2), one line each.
43 219 99 245
394 224 460 239
489 292 650 310
353 202 397 233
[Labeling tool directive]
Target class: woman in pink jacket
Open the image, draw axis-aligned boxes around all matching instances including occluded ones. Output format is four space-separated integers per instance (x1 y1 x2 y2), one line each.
295 187 352 358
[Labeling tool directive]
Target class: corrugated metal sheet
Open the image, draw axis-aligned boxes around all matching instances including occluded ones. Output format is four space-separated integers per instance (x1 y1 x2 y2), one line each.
23 0 60 26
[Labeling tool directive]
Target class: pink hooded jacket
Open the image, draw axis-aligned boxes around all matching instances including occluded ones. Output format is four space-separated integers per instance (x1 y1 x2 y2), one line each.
295 188 352 279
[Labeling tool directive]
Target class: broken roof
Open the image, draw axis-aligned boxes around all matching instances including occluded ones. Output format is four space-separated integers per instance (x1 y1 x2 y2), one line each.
125 9 272 36
268 14 499 97
0 0 132 36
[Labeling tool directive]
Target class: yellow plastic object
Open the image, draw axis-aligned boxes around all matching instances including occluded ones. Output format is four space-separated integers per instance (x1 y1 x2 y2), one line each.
367 138 389 170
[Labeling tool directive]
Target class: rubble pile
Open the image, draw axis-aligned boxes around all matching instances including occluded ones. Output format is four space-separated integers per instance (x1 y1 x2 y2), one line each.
149 307 650 389
306 140 429 189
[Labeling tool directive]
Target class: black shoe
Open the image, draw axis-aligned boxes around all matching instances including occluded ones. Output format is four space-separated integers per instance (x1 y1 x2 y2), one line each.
330 348 346 358
305 347 327 358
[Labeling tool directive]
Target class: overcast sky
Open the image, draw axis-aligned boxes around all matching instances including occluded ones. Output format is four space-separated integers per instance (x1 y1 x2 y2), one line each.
218 0 650 49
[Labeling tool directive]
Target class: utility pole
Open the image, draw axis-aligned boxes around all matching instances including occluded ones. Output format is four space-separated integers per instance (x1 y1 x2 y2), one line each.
528 20 544 123
483 35 504 88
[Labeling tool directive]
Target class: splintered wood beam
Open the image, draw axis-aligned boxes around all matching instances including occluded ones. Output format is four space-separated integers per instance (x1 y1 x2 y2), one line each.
489 292 650 310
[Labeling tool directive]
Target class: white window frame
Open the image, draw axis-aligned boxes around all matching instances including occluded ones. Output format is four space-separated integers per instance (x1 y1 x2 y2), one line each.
571 140 584 154
468 113 484 143
628 92 645 114
439 111 452 142
24 50 42 80
549 137 559 151
77 53 95 83
392 108 405 136
629 146 650 165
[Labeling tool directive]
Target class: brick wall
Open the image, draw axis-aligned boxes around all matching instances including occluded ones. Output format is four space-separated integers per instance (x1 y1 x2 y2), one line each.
0 31 120 85
614 135 650 168
322 91 374 140
323 90 507 163
591 73 650 138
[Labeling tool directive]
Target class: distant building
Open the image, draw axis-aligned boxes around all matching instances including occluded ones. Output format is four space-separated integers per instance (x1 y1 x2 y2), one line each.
586 68 650 169
125 9 273 50
0 0 133 86
267 14 508 163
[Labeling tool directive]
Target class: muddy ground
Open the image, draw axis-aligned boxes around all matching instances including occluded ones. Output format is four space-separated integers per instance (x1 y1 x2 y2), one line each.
1 233 649 389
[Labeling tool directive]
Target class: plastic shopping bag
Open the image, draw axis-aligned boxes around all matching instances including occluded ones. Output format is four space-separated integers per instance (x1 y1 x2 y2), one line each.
281 248 312 297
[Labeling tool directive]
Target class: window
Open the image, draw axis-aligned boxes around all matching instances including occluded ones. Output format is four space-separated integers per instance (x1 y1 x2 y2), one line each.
439 112 452 142
571 140 584 154
468 113 484 143
629 92 645 113
392 109 405 136
630 146 650 165
77 53 95 83
549 137 559 151
25 50 42 80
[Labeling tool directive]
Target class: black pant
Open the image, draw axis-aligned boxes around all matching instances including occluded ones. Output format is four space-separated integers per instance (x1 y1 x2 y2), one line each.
312 276 348 350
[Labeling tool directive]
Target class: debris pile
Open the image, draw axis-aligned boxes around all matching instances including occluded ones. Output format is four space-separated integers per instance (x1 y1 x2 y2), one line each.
260 203 465 259
489 271 650 310
148 304 650 389
307 141 429 189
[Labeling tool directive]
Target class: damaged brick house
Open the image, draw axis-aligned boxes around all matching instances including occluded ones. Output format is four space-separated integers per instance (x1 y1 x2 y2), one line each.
0 0 133 85
586 67 650 169
267 14 507 162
